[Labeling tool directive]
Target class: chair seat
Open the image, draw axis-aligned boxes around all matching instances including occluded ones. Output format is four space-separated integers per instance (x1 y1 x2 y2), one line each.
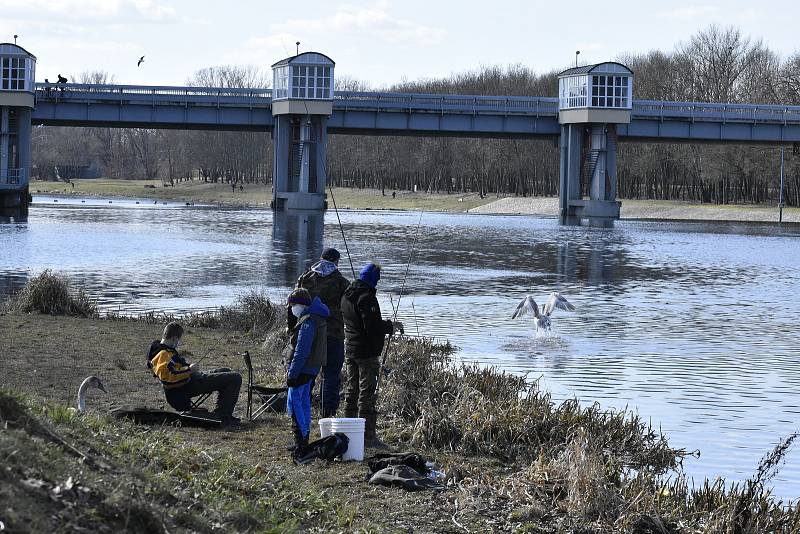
250 385 288 395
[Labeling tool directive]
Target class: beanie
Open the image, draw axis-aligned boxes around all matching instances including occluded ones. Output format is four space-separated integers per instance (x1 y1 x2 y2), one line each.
321 247 341 262
287 287 312 306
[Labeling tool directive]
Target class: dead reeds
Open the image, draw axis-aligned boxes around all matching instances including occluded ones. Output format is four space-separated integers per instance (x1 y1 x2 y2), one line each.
4 270 97 317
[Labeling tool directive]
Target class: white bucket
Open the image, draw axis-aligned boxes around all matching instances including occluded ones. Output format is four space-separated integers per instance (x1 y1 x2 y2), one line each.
326 417 366 461
318 417 333 438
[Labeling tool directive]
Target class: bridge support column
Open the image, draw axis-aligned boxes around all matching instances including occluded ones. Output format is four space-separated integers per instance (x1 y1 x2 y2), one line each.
559 124 583 225
558 123 621 226
271 114 328 211
0 105 31 210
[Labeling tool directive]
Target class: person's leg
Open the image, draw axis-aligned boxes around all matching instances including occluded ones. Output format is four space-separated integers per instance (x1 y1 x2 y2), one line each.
343 357 360 418
322 337 345 417
181 371 242 417
357 357 382 445
287 381 312 446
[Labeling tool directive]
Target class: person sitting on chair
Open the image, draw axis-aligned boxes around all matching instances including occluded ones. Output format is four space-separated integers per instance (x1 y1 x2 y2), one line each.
147 321 242 426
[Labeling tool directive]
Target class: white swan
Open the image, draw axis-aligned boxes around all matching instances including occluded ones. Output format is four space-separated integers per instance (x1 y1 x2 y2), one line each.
77 376 107 413
512 292 576 332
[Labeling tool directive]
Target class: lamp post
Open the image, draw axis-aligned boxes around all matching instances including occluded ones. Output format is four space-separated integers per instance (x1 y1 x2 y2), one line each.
575 50 580 67
779 146 785 223
13 34 17 44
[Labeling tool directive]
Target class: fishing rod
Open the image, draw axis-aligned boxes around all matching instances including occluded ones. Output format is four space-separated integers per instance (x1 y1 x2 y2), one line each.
376 208 425 395
327 182 357 280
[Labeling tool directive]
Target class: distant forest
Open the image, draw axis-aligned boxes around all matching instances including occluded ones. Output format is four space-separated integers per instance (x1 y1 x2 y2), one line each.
32 25 800 206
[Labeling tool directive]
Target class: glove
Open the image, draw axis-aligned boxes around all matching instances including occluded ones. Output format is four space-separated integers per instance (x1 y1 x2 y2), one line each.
286 375 299 388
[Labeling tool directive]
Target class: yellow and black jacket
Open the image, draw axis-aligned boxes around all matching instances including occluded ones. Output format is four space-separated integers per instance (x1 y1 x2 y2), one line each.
147 340 192 390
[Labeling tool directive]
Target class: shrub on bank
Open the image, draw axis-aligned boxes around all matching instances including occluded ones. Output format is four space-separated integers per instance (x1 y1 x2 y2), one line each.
5 270 97 317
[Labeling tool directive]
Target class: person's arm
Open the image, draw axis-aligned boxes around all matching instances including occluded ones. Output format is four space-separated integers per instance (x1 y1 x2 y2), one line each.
287 320 315 379
358 294 394 336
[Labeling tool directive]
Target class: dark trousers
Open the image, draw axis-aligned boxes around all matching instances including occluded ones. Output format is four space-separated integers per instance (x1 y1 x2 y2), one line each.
321 337 345 417
343 356 380 418
165 368 242 416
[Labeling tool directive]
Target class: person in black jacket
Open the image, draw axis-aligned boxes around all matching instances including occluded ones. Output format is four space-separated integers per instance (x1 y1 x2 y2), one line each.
341 262 403 448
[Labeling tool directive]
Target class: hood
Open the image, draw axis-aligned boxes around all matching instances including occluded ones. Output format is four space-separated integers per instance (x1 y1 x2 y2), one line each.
310 259 338 277
148 340 170 359
304 296 330 319
359 263 381 288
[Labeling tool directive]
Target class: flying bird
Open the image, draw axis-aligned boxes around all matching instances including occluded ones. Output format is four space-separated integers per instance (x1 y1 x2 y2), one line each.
137 55 145 67
512 292 576 332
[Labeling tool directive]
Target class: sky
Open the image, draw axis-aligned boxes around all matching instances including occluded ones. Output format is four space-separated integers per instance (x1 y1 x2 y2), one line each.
1 0 798 88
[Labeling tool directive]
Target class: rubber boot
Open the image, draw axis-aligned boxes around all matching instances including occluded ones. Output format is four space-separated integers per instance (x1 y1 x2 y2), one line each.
364 414 389 449
322 408 337 419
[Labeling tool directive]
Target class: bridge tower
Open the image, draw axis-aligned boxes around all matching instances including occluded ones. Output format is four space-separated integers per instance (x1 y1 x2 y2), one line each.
0 43 35 209
270 52 334 211
557 62 632 225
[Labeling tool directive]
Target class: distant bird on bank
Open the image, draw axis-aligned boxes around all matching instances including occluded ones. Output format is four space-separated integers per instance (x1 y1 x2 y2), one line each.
137 55 145 67
512 292 576 332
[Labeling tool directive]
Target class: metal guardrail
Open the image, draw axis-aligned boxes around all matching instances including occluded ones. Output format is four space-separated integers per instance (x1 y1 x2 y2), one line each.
0 168 26 186
32 83 800 124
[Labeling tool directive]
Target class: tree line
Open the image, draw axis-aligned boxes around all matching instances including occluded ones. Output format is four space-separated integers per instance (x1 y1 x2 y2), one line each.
32 25 800 206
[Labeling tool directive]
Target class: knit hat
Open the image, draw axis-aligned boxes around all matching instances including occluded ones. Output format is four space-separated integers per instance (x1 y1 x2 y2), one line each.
287 287 312 306
359 262 381 288
321 247 341 262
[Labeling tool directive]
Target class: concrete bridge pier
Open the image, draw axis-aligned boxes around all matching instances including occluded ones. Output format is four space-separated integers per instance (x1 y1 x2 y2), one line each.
270 52 334 211
557 62 632 226
272 114 328 210
0 43 36 211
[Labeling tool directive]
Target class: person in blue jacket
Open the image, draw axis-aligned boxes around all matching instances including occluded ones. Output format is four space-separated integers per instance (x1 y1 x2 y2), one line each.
286 288 330 450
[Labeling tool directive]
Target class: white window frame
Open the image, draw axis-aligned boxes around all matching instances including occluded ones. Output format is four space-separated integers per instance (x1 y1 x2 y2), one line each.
1 56 33 91
590 74 631 109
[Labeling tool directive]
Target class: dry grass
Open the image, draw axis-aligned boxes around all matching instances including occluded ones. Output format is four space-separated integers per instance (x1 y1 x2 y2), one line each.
4 270 98 317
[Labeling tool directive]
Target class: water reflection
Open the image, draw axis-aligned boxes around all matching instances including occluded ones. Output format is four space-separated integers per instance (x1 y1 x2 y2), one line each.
271 210 325 284
0 205 28 223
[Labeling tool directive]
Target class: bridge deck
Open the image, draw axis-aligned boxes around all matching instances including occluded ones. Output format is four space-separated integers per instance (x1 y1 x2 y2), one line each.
29 83 800 143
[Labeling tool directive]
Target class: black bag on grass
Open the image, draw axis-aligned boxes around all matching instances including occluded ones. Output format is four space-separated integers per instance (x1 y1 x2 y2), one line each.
293 432 349 465
367 452 430 475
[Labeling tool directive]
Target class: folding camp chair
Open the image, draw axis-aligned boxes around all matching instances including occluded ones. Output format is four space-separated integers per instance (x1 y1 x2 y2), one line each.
241 351 287 421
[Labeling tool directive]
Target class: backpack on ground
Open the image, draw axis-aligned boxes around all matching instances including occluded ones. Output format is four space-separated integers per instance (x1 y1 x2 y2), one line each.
292 432 350 465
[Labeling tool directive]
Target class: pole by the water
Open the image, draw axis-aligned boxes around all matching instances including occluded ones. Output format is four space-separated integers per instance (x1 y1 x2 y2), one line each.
779 146 785 223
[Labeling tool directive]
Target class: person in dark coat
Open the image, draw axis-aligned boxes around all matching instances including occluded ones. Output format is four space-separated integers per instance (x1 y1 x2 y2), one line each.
341 262 403 448
296 247 350 417
286 288 330 450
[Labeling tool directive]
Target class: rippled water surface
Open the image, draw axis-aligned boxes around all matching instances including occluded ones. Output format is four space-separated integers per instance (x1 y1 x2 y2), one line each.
2 195 799 499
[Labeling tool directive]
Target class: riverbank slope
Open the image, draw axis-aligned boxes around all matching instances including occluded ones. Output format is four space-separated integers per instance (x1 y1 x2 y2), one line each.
2 270 798 532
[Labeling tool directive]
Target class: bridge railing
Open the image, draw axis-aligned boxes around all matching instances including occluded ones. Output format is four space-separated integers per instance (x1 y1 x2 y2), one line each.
633 100 800 124
34 83 273 105
334 91 560 115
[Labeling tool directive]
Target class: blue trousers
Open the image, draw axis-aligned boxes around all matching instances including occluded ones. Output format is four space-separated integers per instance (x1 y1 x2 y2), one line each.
287 380 312 441
321 337 345 416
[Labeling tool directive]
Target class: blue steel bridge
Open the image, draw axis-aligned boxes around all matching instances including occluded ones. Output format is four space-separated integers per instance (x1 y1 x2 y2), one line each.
2 44 800 223
31 83 800 143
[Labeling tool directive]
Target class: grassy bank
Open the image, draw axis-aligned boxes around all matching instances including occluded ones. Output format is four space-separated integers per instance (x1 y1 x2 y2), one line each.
30 179 493 212
2 272 798 532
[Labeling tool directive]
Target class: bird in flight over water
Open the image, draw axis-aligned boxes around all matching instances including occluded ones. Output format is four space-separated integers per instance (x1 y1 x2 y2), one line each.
512 292 576 332
137 56 145 67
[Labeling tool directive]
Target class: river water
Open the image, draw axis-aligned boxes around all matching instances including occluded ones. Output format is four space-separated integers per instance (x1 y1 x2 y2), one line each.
2 195 799 499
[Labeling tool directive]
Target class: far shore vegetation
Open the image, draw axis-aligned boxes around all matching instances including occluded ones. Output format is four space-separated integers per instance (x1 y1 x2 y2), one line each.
1 271 798 532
